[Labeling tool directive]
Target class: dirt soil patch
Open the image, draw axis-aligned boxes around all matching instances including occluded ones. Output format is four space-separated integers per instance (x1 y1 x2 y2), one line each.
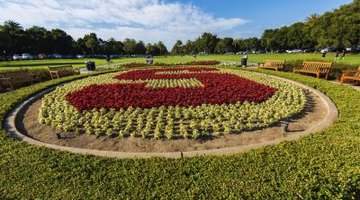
18 90 326 153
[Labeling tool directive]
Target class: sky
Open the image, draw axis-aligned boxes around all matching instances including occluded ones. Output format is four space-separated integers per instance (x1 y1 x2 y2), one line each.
0 0 354 49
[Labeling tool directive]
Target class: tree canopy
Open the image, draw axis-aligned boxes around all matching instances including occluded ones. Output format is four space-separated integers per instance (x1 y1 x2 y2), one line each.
0 0 359 56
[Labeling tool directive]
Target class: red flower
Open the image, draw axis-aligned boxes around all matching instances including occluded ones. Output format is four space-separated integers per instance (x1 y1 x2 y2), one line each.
66 68 277 111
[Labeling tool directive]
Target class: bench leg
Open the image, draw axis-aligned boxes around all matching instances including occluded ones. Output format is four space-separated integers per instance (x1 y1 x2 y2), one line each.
340 75 344 84
6 80 15 91
325 73 329 80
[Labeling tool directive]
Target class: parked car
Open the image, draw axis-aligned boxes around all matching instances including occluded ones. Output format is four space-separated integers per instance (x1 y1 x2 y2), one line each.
49 53 62 59
255 50 267 54
275 49 286 53
22 53 33 60
12 54 22 60
37 53 47 59
303 48 315 53
320 47 335 53
242 50 252 54
287 49 303 53
76 54 85 59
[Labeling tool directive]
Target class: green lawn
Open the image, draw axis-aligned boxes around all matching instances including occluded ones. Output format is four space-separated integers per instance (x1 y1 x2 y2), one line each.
1 53 359 71
198 53 360 66
0 68 359 199
0 58 143 70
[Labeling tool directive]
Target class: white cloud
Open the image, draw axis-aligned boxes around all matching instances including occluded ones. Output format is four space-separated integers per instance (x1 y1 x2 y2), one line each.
0 0 248 48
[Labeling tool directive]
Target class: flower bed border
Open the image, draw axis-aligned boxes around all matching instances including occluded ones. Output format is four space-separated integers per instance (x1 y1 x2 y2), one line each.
39 68 304 139
4 72 337 158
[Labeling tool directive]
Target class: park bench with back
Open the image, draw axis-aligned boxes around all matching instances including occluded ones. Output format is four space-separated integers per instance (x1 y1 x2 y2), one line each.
258 60 285 71
0 69 36 91
293 61 332 79
340 66 360 84
48 65 79 79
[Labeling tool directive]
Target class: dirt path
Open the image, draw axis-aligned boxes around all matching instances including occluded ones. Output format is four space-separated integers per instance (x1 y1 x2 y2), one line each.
19 88 324 152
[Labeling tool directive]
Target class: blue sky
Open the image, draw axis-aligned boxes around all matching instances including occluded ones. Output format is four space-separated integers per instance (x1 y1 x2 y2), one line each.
0 0 353 48
185 0 353 37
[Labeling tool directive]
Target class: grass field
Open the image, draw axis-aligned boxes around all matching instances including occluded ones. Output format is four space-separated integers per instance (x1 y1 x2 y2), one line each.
0 68 359 199
200 53 360 66
0 58 143 70
1 53 359 71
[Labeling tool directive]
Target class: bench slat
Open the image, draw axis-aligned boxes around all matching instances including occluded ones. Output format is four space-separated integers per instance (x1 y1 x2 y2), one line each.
0 70 34 91
293 61 332 79
340 66 360 84
258 60 285 71
48 65 79 79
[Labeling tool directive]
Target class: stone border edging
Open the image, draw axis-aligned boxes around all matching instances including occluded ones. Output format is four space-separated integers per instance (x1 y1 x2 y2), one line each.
4 72 338 159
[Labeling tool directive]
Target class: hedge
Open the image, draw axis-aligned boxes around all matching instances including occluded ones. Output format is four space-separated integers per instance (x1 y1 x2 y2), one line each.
0 67 359 199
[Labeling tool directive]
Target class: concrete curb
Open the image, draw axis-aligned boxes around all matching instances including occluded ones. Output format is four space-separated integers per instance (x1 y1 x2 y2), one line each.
4 73 338 159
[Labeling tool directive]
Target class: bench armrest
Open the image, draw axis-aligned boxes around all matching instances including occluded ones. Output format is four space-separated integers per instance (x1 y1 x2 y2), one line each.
342 69 359 76
292 66 302 71
258 62 264 67
49 71 60 79
74 68 80 74
49 71 58 75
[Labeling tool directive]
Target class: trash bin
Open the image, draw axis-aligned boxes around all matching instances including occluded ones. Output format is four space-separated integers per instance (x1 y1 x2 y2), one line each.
86 61 96 71
240 56 248 67
146 55 153 65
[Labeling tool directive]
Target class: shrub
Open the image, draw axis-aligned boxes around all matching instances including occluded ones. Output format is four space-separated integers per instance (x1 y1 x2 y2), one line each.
0 67 359 199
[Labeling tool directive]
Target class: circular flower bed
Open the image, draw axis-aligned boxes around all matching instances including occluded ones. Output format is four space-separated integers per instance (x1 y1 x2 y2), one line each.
39 67 306 139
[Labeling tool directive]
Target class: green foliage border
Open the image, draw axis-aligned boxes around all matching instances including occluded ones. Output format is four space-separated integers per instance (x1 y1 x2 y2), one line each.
0 67 359 199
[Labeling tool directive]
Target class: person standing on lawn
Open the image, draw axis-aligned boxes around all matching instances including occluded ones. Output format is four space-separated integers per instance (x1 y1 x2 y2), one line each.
335 50 340 60
341 49 346 59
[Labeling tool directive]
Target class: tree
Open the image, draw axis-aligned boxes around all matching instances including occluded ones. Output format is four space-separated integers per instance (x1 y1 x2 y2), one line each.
306 13 320 24
123 38 137 55
103 38 123 55
223 37 234 53
135 40 146 54
261 29 278 51
26 26 50 53
215 40 226 54
197 32 219 53
0 27 11 55
74 38 86 54
156 41 168 55
171 40 183 55
243 37 262 51
233 39 245 52
287 23 308 49
146 43 159 55
83 33 99 54
184 40 196 54
1 20 25 54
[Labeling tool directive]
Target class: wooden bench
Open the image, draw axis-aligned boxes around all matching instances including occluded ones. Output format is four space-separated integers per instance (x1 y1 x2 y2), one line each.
293 61 332 79
340 66 360 84
0 70 36 91
48 65 79 79
258 60 285 71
